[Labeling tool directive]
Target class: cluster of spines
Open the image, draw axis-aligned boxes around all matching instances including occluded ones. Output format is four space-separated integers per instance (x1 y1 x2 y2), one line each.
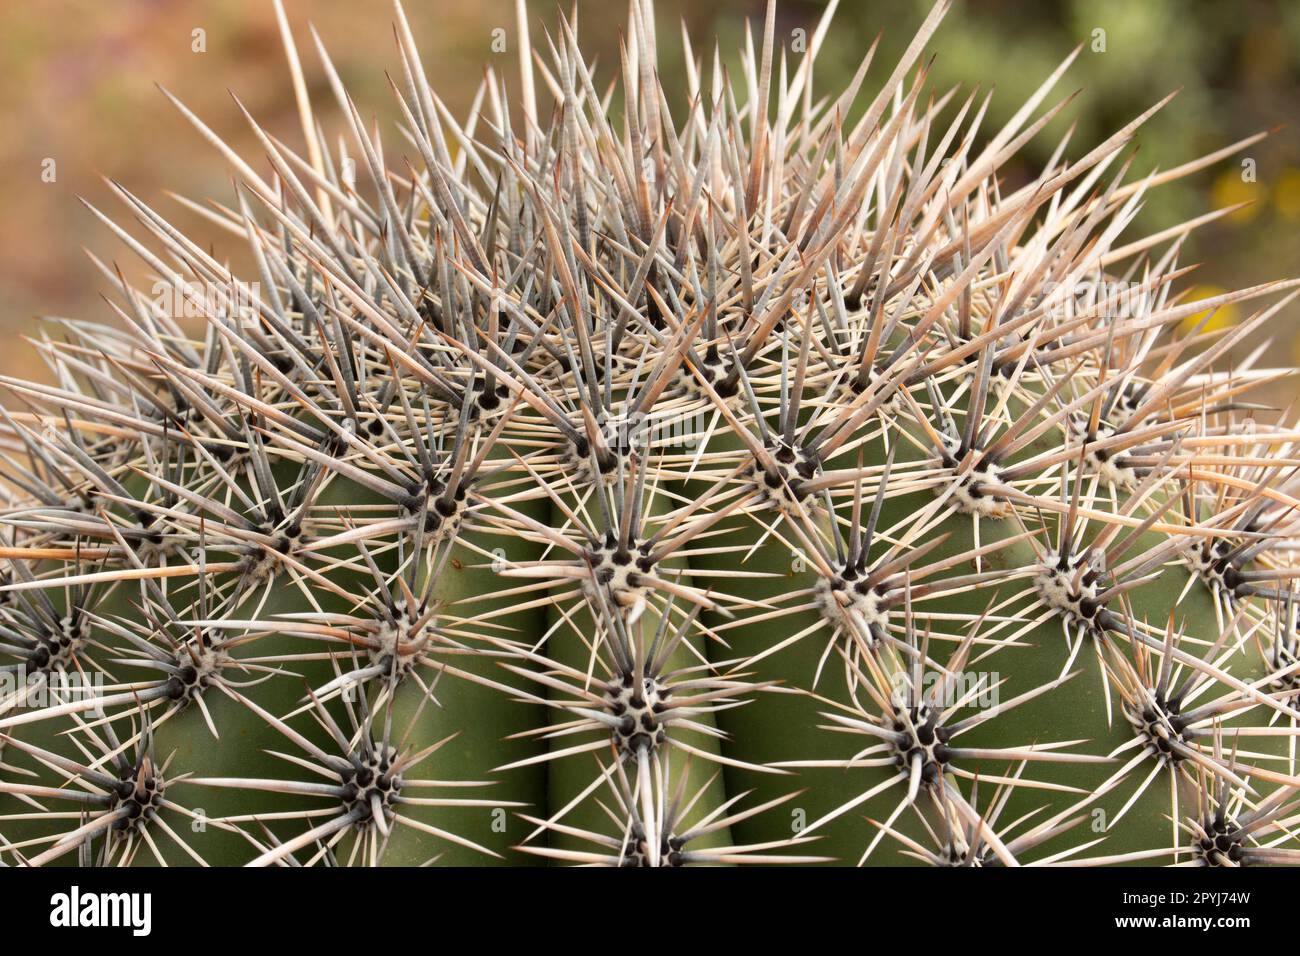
1 0 1299 867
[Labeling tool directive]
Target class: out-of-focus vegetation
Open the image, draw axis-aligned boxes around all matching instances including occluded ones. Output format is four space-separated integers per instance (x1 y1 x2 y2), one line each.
1 1 1296 390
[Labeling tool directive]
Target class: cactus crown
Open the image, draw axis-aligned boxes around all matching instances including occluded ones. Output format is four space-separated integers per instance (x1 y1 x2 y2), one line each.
1 0 1299 868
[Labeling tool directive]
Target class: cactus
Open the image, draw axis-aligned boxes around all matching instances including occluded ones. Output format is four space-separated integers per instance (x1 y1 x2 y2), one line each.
1 0 1299 868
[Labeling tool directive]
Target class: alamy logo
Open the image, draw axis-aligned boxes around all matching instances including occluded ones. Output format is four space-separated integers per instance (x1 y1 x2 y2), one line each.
49 886 152 936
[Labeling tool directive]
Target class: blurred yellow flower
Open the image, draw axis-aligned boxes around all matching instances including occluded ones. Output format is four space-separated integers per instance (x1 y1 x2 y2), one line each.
1210 168 1259 223
1178 284 1239 334
1275 168 1300 221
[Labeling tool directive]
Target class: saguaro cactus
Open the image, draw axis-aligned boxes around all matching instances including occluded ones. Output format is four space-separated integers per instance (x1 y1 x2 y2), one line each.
1 0 1299 867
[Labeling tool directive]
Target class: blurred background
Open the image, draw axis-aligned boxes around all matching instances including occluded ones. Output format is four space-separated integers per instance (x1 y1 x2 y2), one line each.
2 0 1298 394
